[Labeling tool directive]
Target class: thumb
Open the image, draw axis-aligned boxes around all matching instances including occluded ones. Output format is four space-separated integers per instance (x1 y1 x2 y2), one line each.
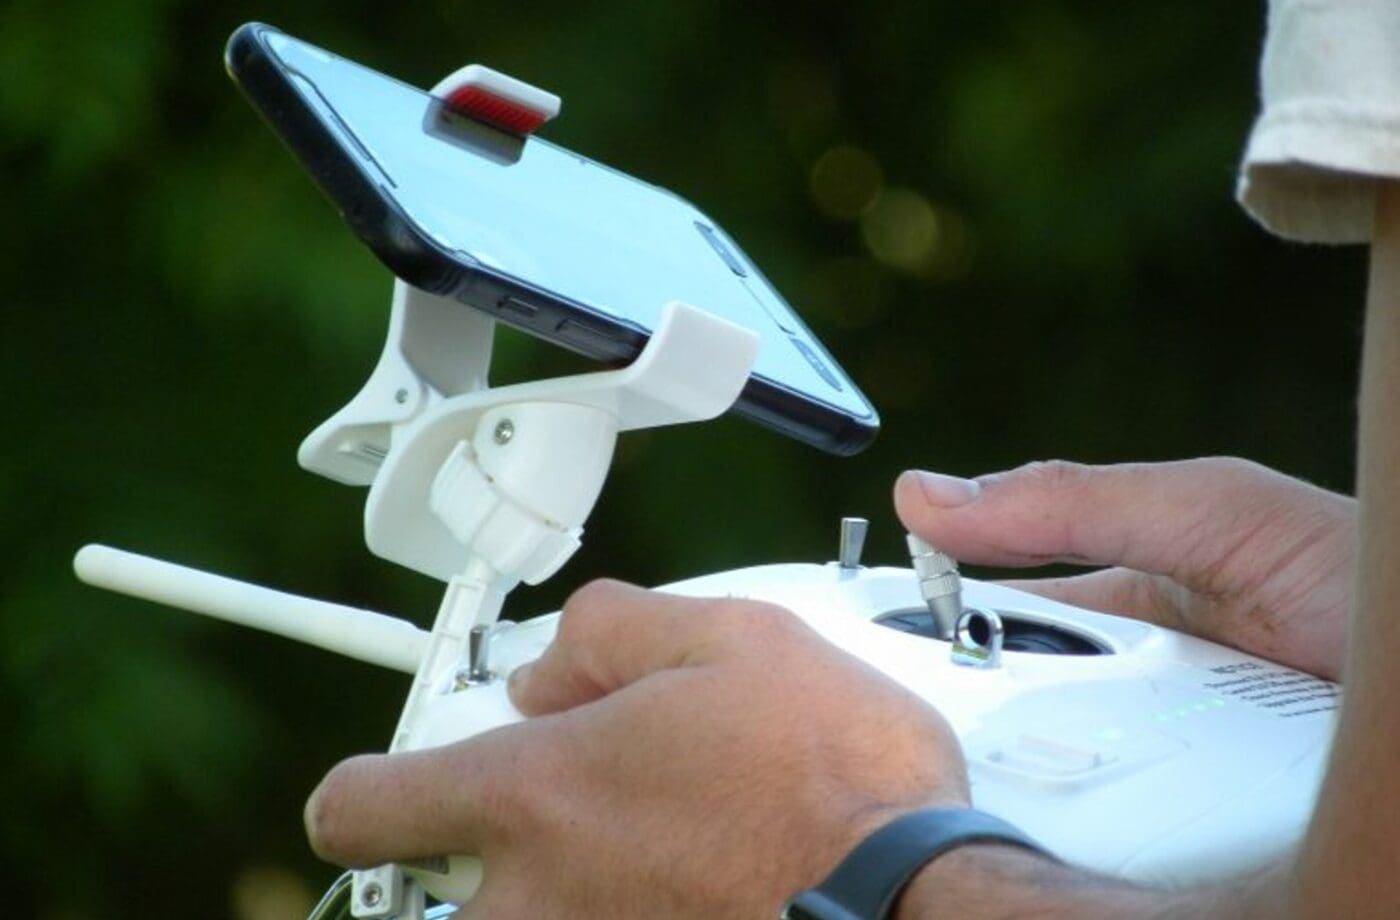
893 458 1320 590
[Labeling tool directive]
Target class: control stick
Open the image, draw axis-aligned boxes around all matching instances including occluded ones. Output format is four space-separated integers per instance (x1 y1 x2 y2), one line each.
906 534 962 640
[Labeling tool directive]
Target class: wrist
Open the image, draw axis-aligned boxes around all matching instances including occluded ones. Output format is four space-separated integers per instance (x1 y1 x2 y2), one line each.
894 843 1179 920
787 808 1044 920
893 843 1056 920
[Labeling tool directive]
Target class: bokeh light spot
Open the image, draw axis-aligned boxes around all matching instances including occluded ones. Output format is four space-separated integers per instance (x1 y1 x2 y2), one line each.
231 864 315 920
922 207 978 282
809 146 884 220
860 187 941 274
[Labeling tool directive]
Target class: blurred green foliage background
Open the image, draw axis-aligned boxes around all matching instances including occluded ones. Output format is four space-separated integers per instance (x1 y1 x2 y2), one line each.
1 1 1365 916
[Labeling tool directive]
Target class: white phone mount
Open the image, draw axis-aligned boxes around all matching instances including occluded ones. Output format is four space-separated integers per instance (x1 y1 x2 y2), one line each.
304 279 758 587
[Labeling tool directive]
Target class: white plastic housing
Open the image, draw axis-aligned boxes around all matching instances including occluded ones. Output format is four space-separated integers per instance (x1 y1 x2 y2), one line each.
365 301 760 582
299 282 496 486
71 547 1336 903
401 564 1335 903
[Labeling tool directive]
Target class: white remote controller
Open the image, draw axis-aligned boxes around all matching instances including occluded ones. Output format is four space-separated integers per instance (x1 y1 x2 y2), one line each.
77 536 1337 908
404 552 1337 903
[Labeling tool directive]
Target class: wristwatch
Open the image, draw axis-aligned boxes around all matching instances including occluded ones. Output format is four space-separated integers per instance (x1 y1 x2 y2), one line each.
782 808 1050 920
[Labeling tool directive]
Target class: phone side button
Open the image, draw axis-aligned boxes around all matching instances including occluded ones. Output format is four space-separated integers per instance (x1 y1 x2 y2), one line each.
557 318 622 356
498 295 540 318
694 221 748 278
789 336 844 392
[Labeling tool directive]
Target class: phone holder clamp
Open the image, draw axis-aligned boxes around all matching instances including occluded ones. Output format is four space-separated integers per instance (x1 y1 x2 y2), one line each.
302 279 759 589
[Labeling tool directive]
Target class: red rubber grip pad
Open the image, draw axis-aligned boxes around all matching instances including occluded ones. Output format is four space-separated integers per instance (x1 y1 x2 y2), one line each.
443 86 548 135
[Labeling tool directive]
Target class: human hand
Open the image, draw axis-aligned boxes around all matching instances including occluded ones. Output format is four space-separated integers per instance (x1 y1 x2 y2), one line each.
894 458 1355 680
305 580 968 918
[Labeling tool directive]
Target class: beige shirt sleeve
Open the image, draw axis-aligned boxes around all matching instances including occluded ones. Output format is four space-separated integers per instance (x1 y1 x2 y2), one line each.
1237 0 1400 244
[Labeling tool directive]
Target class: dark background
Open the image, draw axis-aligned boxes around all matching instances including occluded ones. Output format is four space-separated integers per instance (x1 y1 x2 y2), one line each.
1 1 1365 916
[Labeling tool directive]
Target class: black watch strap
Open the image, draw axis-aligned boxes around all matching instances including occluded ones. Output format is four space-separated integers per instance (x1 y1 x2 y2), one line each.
782 808 1049 920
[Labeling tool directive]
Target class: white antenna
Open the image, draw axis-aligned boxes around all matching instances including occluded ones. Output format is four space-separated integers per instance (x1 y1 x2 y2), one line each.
73 544 428 674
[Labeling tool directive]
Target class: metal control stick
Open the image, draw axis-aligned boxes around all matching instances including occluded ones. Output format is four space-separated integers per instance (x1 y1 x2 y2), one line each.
456 623 497 688
838 517 869 569
468 624 494 683
906 534 962 640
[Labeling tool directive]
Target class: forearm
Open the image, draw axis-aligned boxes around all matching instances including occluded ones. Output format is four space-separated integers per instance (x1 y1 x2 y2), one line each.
894 845 1287 920
1291 181 1400 914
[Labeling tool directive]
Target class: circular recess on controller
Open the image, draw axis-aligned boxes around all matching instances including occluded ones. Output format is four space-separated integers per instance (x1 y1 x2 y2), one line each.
874 608 1110 655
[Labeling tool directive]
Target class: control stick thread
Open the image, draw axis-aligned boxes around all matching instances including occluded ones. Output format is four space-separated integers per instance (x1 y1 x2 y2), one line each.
906 534 962 640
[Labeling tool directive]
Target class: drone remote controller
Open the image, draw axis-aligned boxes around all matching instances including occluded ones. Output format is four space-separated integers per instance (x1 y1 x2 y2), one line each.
75 533 1338 911
389 550 1340 901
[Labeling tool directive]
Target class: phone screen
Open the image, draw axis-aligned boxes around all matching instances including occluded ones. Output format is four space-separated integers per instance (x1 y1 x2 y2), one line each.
261 31 875 427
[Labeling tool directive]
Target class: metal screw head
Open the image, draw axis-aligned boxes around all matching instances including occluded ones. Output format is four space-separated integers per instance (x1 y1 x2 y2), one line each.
393 387 409 405
493 418 516 445
360 882 383 908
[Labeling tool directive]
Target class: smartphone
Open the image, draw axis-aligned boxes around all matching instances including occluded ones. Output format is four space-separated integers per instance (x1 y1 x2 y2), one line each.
225 23 879 455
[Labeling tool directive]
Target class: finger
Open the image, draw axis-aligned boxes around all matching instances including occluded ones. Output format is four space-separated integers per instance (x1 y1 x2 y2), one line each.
995 568 1186 630
893 458 1327 587
510 578 800 717
447 872 511 920
305 722 548 868
451 894 497 920
448 856 559 920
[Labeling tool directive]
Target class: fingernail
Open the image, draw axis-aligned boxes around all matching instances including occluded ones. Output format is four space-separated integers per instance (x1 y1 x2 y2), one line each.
911 470 981 507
